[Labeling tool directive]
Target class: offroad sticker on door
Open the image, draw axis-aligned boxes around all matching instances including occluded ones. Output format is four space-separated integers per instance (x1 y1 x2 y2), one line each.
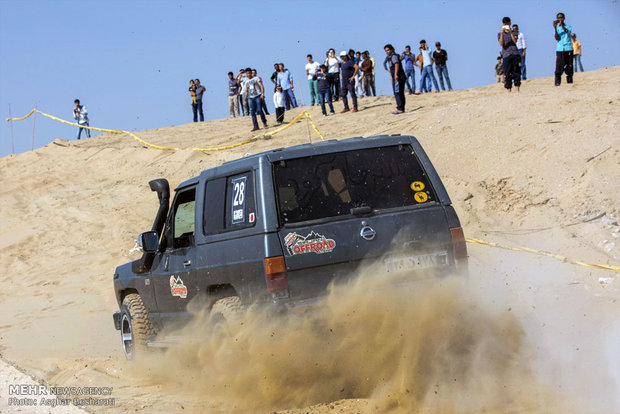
170 276 187 298
284 231 336 256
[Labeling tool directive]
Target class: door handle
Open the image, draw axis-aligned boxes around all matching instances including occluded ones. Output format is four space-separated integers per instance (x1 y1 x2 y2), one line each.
183 260 192 267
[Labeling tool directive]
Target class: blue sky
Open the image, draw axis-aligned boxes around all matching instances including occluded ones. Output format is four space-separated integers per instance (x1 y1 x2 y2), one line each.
1 0 618 156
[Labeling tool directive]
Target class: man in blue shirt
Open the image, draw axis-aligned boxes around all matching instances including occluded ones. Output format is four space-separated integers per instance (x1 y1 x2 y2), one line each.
553 12 573 86
276 64 298 110
401 45 417 94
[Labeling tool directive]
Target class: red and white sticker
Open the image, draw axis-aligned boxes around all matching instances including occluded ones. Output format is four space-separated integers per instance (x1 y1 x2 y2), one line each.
284 231 336 256
249 212 255 223
170 276 187 298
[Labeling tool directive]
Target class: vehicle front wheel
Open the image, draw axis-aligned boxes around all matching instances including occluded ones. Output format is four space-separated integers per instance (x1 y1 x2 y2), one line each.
120 293 155 360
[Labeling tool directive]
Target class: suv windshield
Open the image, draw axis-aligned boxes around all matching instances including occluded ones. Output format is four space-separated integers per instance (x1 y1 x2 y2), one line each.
274 145 436 224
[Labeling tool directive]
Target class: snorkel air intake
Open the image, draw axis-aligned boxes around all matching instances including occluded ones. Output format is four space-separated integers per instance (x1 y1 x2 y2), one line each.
131 179 170 274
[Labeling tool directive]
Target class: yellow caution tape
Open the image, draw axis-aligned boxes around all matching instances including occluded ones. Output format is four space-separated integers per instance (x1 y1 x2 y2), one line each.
6 108 325 152
466 237 620 272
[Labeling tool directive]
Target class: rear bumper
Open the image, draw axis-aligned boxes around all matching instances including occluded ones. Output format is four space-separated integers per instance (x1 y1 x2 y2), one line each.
113 311 121 330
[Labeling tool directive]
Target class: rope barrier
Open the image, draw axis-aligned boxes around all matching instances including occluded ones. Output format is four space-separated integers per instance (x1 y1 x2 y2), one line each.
466 238 620 272
6 108 325 152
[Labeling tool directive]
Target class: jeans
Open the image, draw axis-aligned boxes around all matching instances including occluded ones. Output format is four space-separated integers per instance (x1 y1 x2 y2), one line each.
404 68 416 93
238 94 249 116
502 54 522 89
363 75 376 96
392 77 406 111
341 80 357 110
355 72 364 97
555 51 574 85
228 95 239 117
318 89 335 115
192 99 204 122
76 122 90 139
275 107 285 123
435 65 452 90
573 54 584 72
261 97 270 115
307 79 319 105
283 88 298 110
248 96 267 128
518 49 527 80
327 72 340 101
419 66 439 92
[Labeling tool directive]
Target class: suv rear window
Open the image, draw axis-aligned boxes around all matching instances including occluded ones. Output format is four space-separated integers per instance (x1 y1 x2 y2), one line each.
274 145 436 224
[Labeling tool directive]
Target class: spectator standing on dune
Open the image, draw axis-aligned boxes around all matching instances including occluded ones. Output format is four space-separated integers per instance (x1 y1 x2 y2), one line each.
418 40 440 93
270 63 280 90
237 69 249 116
193 79 205 122
553 12 573 86
227 72 240 118
571 33 584 72
433 42 453 91
188 79 197 105
314 64 335 116
498 17 521 92
364 50 376 96
252 69 270 115
273 85 285 125
73 99 90 140
242 67 268 132
360 51 375 97
325 49 341 102
401 45 417 94
305 54 321 106
512 24 527 80
495 56 505 84
339 50 359 113
277 64 298 110
384 44 406 114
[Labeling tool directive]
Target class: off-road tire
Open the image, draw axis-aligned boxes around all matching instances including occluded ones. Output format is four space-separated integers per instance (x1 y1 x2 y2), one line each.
120 293 156 360
209 296 244 339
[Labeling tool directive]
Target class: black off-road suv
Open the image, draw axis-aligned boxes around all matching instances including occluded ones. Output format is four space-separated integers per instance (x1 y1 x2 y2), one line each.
112 135 468 358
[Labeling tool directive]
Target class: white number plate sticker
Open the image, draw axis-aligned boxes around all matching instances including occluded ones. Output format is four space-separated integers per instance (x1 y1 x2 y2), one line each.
384 252 448 273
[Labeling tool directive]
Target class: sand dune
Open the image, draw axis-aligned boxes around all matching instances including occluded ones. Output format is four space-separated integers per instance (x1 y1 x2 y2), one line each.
0 67 618 413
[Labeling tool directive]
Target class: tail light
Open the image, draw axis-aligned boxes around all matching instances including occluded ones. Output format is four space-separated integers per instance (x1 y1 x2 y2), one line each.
264 256 289 292
450 227 468 264
113 273 119 280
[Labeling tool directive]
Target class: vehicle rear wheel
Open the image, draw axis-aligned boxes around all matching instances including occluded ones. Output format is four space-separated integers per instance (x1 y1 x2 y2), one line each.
209 296 244 340
120 293 155 360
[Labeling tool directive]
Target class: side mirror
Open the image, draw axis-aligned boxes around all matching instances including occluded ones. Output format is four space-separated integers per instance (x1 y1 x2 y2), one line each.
138 231 159 253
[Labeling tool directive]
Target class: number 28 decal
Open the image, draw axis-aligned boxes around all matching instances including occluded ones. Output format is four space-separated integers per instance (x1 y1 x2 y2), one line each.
231 176 247 224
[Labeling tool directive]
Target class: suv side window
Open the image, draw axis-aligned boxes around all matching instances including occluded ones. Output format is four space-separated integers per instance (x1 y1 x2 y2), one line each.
203 171 256 235
171 188 196 248
225 172 256 230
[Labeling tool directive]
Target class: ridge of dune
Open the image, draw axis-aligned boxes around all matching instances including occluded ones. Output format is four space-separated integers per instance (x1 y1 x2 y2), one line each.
0 67 618 413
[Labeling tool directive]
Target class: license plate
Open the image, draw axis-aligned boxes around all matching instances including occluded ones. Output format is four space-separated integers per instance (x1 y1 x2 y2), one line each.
384 252 448 273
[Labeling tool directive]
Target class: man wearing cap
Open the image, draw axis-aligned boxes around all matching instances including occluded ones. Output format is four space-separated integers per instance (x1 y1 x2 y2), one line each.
339 50 359 113
383 44 406 114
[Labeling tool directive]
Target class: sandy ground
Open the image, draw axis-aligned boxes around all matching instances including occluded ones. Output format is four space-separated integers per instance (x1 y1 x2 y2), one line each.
0 67 618 413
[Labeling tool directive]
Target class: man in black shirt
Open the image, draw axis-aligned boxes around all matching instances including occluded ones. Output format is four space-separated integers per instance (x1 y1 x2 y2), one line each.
433 42 453 91
384 43 406 114
339 51 359 113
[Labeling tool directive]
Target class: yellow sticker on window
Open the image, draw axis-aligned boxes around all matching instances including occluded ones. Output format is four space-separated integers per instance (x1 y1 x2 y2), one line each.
410 181 425 192
414 191 428 203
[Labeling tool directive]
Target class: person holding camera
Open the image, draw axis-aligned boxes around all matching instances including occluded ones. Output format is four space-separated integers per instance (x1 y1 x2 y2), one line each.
73 99 90 140
553 12 574 86
497 16 521 92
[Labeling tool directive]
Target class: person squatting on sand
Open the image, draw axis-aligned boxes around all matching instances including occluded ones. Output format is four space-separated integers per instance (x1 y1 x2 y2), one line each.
241 67 268 132
339 50 359 113
571 33 584 72
384 44 406 114
498 16 521 92
554 12 574 85
73 99 90 140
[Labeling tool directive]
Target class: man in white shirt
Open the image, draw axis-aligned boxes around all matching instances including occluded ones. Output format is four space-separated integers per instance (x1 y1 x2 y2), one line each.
512 24 527 80
73 99 90 140
305 54 321 106
324 48 341 101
